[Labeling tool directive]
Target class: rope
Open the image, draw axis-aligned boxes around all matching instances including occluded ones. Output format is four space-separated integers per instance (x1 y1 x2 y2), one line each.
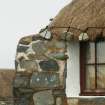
49 26 105 33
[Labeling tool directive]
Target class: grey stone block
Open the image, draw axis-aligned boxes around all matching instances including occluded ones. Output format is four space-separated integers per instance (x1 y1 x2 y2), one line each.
17 45 29 53
13 76 30 88
39 60 59 71
30 72 60 89
33 90 54 105
20 60 38 73
32 41 47 54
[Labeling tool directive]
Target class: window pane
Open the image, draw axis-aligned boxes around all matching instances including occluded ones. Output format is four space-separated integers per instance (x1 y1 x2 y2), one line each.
97 41 105 63
86 43 95 63
86 65 95 89
97 65 105 89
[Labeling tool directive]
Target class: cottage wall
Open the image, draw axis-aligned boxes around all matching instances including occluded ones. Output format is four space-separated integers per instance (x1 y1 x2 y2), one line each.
13 34 68 105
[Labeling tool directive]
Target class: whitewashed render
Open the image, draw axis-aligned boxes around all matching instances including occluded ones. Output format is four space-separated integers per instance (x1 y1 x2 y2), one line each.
66 42 80 97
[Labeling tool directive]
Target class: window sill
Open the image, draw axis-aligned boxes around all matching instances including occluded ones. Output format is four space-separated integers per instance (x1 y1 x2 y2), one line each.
80 89 105 96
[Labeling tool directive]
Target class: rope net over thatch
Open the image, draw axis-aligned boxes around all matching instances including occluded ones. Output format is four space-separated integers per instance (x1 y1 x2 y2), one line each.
49 0 105 41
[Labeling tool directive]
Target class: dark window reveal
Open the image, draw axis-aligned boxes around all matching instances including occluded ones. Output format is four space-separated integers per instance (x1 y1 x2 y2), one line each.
80 40 105 96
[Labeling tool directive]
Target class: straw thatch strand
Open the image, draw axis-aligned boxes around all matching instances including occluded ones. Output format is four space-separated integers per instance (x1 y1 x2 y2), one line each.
49 0 105 41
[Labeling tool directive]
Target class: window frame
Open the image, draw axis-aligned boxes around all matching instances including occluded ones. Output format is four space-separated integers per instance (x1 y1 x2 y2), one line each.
80 40 105 96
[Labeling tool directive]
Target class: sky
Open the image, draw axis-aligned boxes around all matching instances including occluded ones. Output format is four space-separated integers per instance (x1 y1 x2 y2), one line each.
0 0 71 68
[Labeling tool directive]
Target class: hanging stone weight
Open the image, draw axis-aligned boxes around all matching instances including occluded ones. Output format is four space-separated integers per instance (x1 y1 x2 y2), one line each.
61 31 74 41
79 33 89 41
40 29 52 40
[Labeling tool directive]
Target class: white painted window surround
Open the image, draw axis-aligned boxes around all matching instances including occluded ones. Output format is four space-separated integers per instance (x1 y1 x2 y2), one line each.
66 41 80 97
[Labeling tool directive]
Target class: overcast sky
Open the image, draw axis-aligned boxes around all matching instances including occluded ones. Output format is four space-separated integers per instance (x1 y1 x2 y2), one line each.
0 0 71 68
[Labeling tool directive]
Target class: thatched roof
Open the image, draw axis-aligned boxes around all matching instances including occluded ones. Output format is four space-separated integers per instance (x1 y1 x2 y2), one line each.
49 0 105 41
0 69 15 98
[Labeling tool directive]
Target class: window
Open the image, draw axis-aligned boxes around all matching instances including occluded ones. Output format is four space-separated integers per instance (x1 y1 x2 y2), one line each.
80 40 105 96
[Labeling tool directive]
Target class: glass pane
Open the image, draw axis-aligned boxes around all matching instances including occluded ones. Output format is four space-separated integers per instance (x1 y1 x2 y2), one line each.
86 65 95 89
86 43 95 63
97 41 105 63
97 65 105 89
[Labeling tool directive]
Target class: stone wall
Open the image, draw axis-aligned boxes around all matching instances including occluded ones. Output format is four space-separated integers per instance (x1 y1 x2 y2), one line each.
67 98 105 105
13 29 68 105
13 29 105 105
0 70 105 105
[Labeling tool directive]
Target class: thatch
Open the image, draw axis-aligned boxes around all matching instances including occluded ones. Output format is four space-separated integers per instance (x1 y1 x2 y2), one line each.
49 0 105 41
0 69 15 98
